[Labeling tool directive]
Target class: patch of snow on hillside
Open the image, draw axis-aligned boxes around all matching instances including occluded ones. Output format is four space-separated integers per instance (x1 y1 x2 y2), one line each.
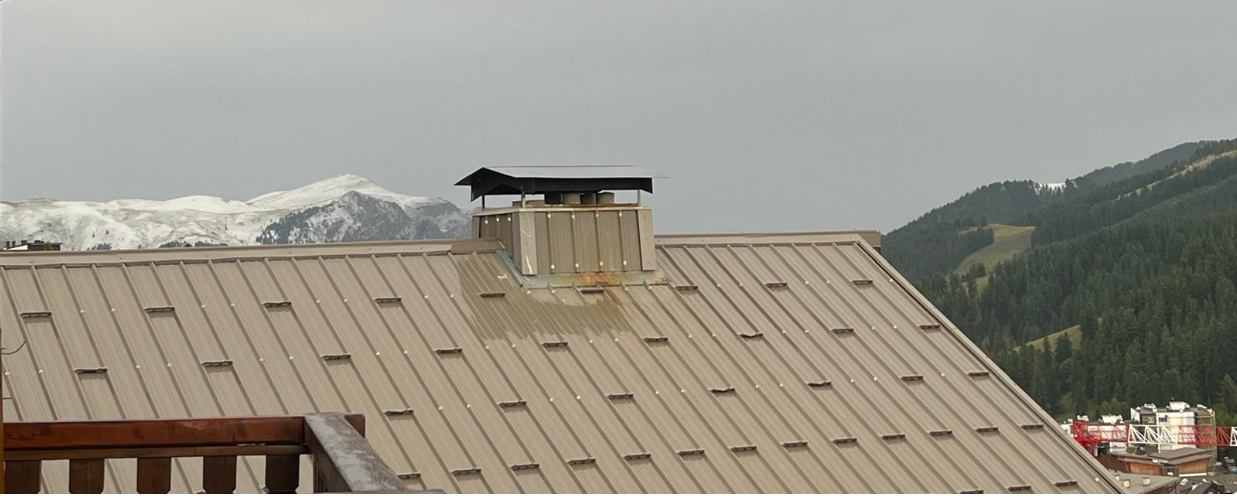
1038 182 1068 192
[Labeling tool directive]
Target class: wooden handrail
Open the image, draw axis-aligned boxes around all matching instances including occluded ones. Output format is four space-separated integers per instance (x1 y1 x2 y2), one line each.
3 413 404 494
5 415 313 450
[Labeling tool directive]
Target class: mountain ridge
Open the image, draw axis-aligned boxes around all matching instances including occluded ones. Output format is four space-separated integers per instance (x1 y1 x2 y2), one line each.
881 137 1237 420
0 175 470 250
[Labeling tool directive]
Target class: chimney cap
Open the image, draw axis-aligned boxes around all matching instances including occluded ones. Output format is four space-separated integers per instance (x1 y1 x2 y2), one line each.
456 165 662 201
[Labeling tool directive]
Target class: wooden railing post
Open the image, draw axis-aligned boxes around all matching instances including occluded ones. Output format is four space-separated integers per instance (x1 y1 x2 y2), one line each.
304 413 403 493
5 460 41 493
264 454 300 494
201 456 238 494
136 457 172 494
68 458 105 493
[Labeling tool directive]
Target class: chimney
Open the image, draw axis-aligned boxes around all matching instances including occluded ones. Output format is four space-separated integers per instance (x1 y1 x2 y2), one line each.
456 166 661 284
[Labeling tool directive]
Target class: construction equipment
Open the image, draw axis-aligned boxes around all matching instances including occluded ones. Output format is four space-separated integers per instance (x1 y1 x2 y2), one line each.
1071 420 1237 454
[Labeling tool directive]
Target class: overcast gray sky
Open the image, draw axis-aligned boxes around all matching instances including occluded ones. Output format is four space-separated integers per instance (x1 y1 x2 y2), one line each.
3 1 1236 233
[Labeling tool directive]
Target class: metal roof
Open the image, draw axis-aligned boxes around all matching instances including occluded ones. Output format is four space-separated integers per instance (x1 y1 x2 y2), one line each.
1151 447 1213 464
0 233 1119 493
455 166 660 200
1112 472 1181 493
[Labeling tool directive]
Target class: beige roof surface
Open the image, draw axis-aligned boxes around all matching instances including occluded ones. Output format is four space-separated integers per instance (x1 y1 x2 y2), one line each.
0 232 1120 493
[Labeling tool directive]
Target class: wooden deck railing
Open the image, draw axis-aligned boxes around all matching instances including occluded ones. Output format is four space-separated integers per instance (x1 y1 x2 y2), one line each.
3 413 405 493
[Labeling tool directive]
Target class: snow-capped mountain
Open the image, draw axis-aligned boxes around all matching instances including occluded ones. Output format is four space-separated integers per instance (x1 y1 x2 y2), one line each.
0 175 471 251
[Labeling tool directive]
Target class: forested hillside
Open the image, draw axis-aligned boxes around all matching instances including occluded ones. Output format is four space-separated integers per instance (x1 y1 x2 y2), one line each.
1073 141 1203 188
882 181 1073 281
885 139 1237 421
884 141 1207 283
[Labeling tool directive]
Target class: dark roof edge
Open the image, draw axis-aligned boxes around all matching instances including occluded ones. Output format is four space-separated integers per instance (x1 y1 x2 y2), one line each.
656 229 881 248
0 230 882 268
0 238 502 267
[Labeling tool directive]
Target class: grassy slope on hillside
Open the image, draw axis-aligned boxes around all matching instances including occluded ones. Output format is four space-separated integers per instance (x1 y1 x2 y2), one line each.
954 224 1035 276
1018 325 1080 351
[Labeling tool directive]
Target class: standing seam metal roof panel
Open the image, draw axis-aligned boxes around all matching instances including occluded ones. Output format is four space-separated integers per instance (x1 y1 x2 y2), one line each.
0 234 1121 493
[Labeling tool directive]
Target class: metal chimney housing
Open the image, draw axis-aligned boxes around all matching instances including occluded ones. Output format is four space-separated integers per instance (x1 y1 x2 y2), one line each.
456 166 662 285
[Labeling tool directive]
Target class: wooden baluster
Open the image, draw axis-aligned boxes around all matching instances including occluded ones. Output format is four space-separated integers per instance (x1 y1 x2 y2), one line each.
264 454 299 494
68 459 105 493
6 460 43 493
136 457 172 493
202 456 238 494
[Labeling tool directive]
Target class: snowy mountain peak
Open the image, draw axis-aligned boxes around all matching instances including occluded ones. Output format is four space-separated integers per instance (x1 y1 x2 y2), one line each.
0 175 468 251
249 174 433 211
